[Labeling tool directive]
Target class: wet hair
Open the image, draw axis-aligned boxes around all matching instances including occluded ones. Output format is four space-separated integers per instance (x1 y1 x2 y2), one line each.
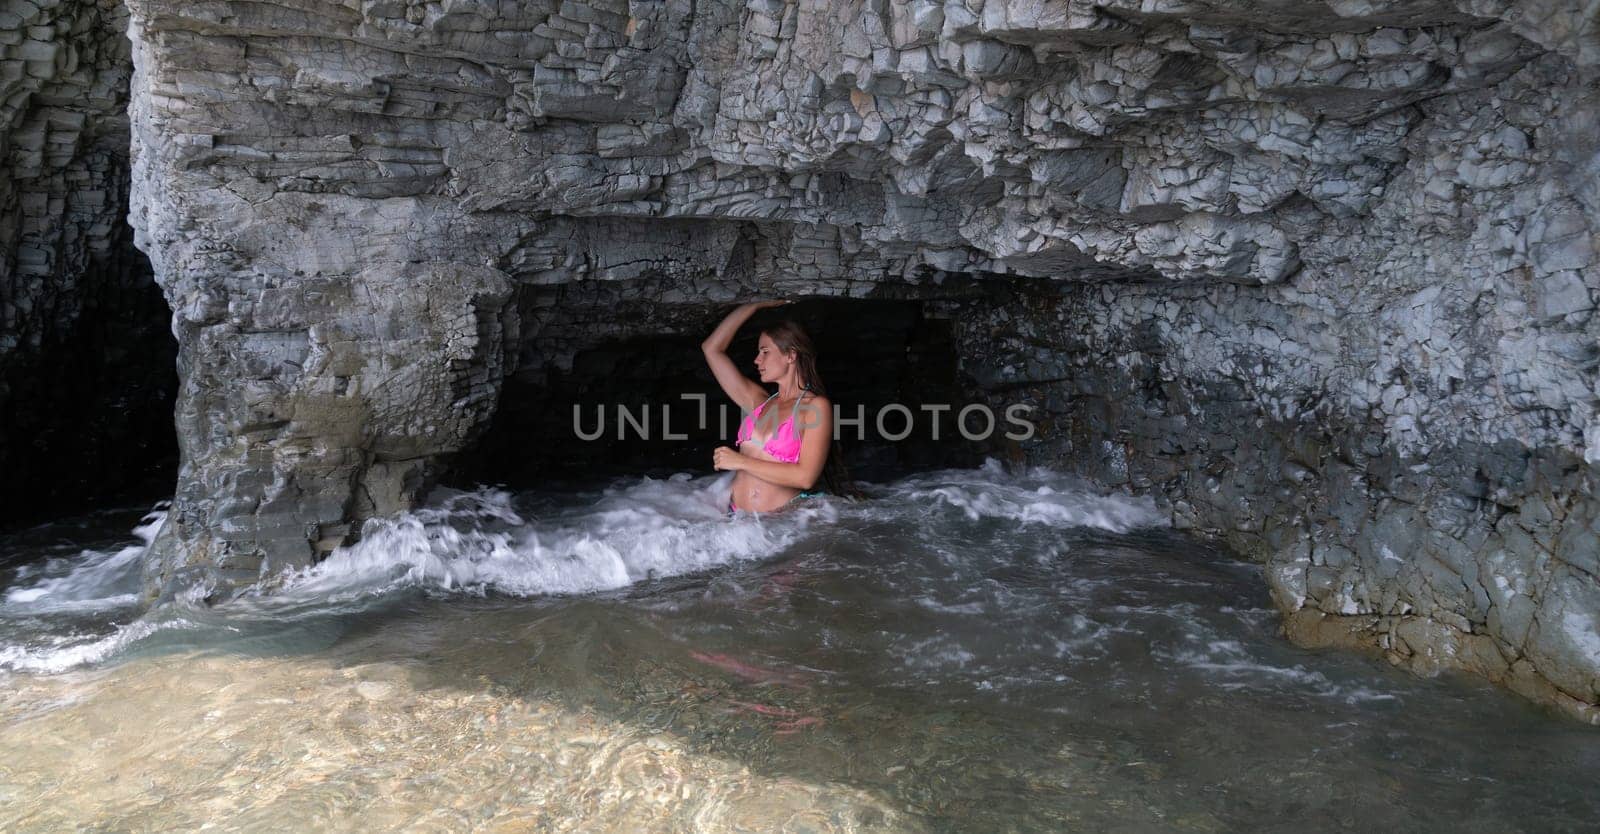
762 320 823 395
761 320 862 499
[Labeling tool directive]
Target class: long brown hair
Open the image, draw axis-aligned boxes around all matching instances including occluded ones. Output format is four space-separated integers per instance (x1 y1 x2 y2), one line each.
763 320 861 499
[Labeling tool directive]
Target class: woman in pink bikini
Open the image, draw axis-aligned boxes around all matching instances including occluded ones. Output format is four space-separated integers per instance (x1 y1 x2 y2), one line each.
703 300 835 513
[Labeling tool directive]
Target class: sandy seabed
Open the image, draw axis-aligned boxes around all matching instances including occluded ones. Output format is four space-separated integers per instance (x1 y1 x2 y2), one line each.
0 652 913 833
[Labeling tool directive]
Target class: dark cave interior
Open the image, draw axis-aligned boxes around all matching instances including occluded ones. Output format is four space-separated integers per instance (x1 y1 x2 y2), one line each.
452 297 993 491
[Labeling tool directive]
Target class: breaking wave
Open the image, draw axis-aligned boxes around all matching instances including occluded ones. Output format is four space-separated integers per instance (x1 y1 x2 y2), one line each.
0 461 1164 675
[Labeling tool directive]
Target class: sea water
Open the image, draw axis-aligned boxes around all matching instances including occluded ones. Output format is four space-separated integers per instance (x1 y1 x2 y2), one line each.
1 462 1596 831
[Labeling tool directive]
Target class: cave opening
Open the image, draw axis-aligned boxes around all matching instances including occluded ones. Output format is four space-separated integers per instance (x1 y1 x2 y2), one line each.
0 0 180 534
0 155 177 534
452 295 997 492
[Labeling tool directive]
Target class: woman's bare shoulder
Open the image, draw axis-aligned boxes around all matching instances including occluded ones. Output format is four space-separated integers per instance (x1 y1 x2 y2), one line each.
798 393 832 424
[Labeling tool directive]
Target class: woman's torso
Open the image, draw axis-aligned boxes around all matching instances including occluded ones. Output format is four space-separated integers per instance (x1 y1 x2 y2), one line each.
730 393 814 512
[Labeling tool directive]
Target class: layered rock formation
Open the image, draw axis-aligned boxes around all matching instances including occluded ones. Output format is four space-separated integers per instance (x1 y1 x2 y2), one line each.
120 0 1597 718
0 0 175 527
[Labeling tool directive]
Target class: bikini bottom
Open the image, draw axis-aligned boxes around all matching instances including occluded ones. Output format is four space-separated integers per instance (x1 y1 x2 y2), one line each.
727 490 825 516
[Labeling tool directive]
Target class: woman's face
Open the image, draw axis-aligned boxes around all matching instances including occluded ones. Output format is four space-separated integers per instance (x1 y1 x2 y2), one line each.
754 334 790 382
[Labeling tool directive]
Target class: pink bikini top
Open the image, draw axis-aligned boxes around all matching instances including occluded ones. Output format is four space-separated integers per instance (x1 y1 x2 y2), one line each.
736 391 808 464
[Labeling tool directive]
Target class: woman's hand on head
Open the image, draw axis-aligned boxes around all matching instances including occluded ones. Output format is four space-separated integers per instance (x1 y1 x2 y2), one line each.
751 299 791 310
712 446 746 471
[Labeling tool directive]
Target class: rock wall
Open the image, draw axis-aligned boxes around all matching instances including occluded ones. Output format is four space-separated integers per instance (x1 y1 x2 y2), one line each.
945 32 1600 722
122 0 1598 717
0 0 175 527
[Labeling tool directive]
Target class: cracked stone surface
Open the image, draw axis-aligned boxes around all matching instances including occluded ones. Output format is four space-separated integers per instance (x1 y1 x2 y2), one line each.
115 0 1599 718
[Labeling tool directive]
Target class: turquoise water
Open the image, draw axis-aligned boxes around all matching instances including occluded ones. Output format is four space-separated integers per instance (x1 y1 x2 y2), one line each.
2 463 1597 831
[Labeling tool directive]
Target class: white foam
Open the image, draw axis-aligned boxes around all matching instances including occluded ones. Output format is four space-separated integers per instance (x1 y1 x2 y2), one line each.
912 595 987 615
0 617 194 674
2 510 163 614
883 459 1165 532
1162 638 1399 704
1050 613 1124 659
269 461 1160 603
0 463 1171 674
896 634 980 671
0 509 181 674
271 475 835 600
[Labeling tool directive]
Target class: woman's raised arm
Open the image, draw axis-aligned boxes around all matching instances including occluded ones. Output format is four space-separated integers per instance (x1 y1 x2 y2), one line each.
701 300 786 411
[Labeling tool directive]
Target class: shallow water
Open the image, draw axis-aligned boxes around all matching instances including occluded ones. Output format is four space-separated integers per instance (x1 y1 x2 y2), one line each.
2 463 1597 832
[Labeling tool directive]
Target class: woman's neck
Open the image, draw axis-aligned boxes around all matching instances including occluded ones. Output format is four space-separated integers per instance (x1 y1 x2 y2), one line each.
776 373 805 400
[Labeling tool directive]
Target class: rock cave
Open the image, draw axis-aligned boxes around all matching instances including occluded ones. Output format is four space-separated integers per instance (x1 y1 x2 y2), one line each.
3 0 1597 727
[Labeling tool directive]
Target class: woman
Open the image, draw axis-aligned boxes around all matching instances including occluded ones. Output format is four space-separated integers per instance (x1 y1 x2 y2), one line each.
703 300 835 513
